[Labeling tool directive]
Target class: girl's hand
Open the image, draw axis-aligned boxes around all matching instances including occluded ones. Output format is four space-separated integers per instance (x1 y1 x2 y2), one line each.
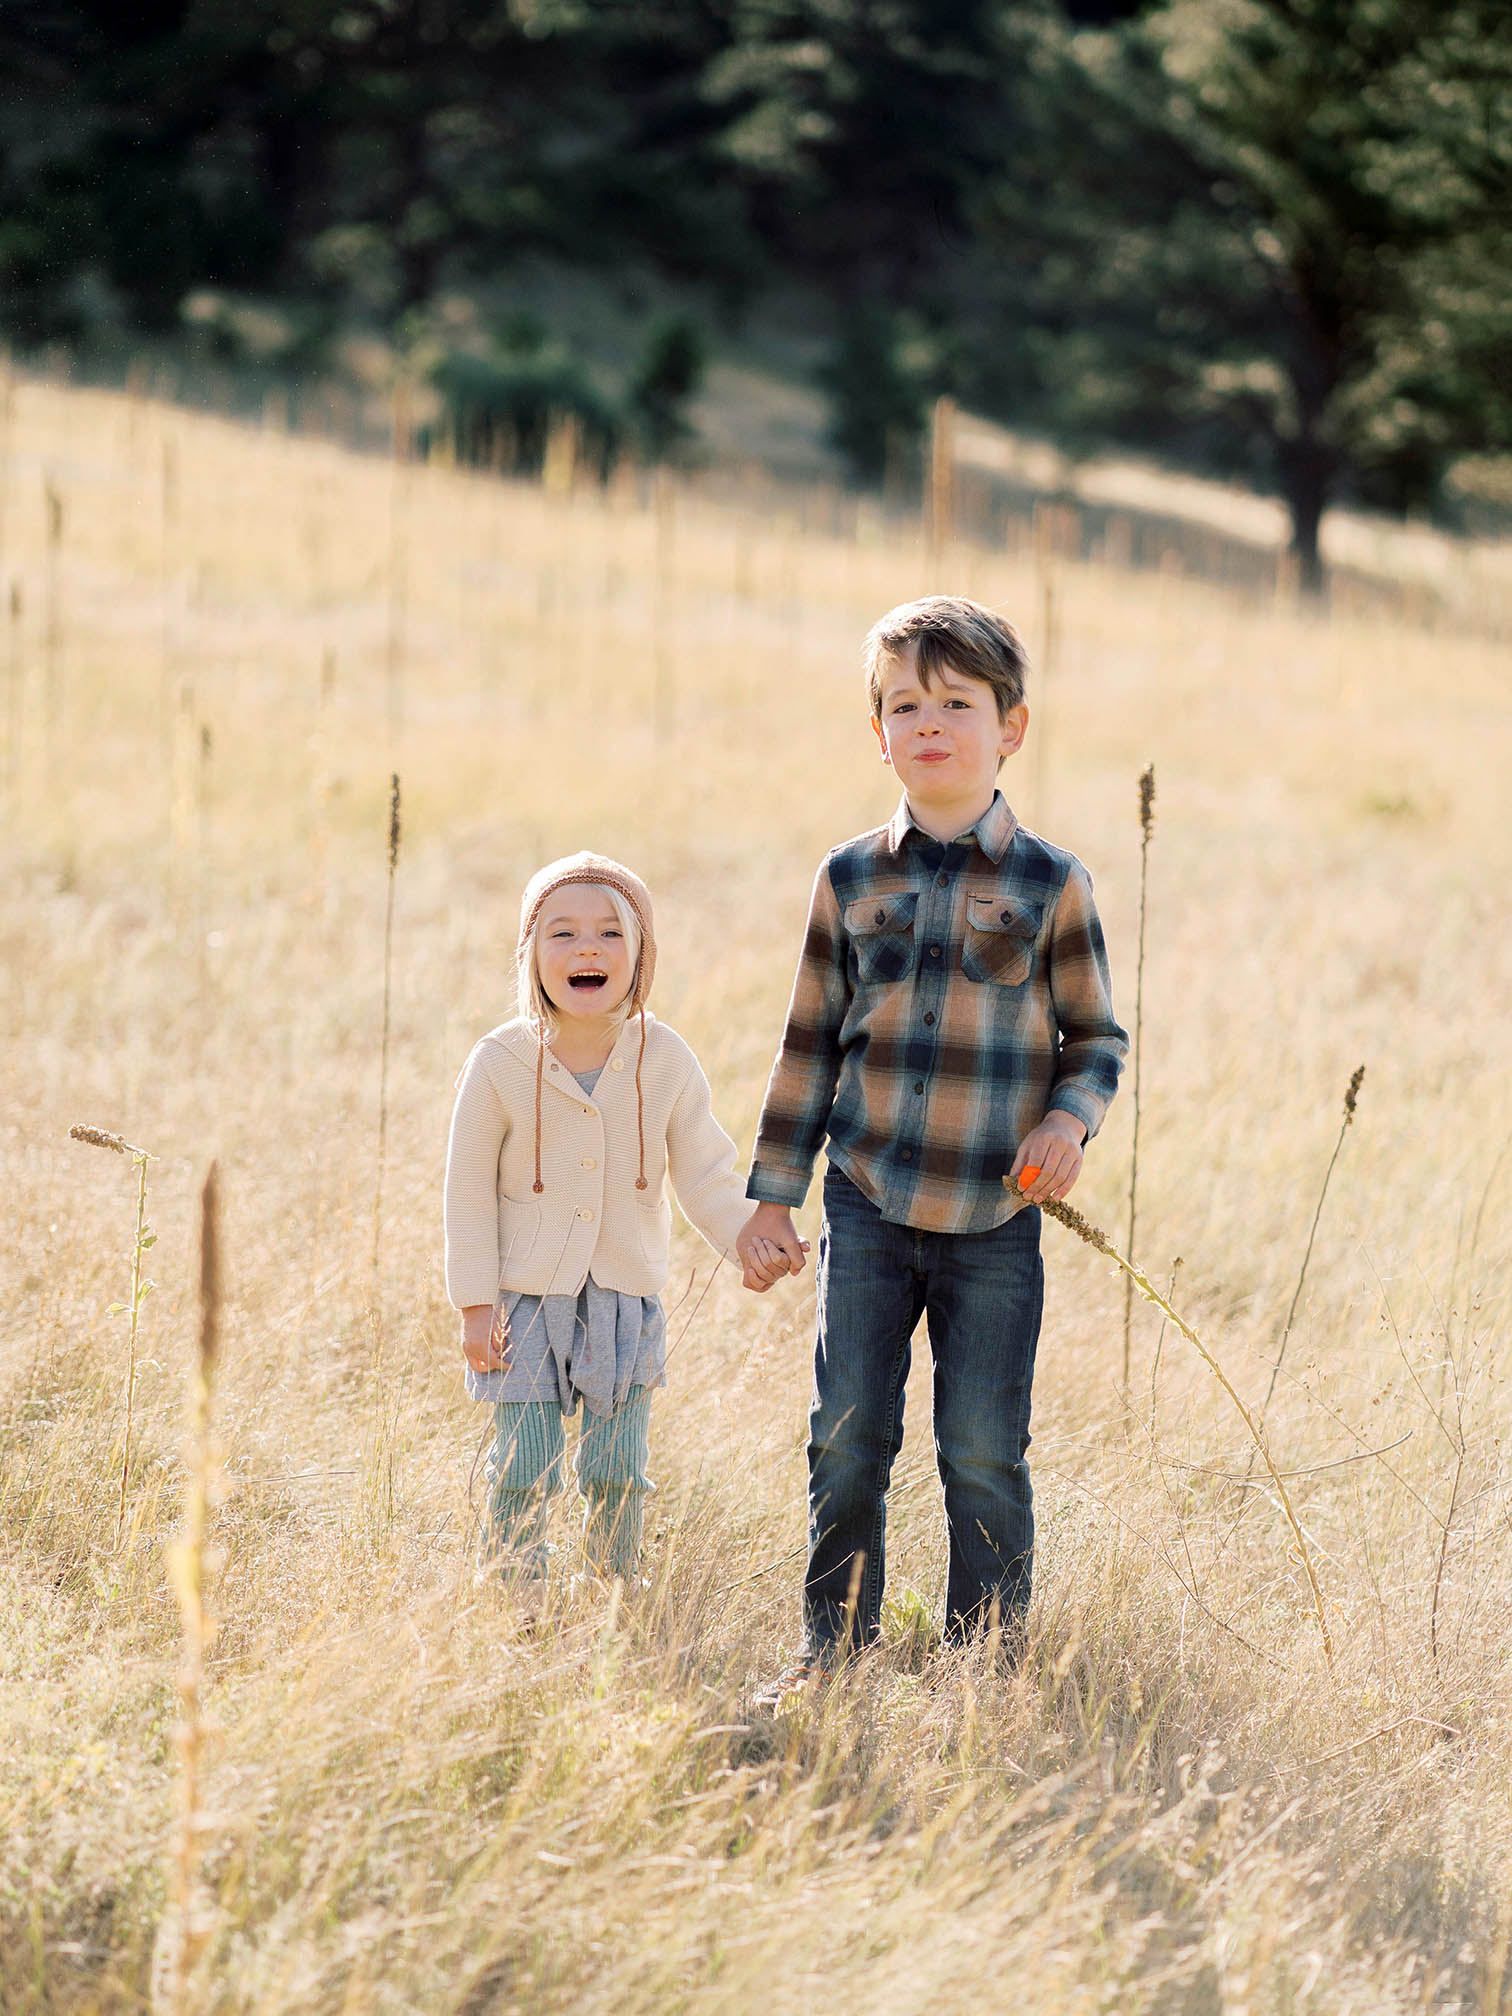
736 1204 809 1292
741 1235 793 1292
460 1303 510 1374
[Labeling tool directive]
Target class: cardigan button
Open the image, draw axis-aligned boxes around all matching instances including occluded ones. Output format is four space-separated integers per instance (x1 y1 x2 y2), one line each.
576 1207 594 1222
611 1058 625 1070
580 1157 597 1170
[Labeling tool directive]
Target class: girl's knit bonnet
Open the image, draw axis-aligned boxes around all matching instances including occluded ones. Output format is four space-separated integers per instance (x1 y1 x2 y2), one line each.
517 852 657 1197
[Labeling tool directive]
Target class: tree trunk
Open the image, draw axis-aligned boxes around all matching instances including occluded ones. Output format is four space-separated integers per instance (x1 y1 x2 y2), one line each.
1280 437 1332 599
1278 315 1338 600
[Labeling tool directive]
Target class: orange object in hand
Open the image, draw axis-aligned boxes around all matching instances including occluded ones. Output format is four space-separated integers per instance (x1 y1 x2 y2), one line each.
1017 1165 1042 1191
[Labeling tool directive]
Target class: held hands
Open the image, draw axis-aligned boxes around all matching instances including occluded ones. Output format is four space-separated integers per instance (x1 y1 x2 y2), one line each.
1008 1111 1087 1204
736 1203 810 1293
460 1303 510 1375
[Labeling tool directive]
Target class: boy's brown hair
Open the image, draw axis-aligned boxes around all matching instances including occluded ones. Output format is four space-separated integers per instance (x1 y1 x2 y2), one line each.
863 595 1029 722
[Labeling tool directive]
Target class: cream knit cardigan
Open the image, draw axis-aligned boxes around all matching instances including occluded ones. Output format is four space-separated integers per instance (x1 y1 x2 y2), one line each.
443 1013 753 1308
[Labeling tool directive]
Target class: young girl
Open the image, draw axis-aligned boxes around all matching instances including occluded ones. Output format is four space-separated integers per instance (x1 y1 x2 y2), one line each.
444 851 779 1588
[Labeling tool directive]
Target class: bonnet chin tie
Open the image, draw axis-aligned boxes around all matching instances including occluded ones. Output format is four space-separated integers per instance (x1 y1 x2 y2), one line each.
532 1023 546 1194
634 1004 649 1190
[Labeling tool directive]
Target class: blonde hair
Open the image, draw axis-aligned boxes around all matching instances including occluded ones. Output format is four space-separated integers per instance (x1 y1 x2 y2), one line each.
517 881 643 1033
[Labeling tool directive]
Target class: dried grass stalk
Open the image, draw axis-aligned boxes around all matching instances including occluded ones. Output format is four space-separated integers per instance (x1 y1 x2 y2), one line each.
166 1161 222 2012
1017 1179 1334 1664
1257 1065 1365 1431
1122 762 1156 1387
69 1122 156 1547
373 772 401 1275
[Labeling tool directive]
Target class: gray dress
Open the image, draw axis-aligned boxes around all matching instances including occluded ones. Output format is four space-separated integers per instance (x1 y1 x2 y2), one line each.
463 1066 668 1420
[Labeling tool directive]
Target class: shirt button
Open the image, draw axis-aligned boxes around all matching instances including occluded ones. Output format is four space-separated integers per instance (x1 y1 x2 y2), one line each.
929 945 942 959
936 874 948 888
914 1080 924 1094
576 1207 594 1222
580 1157 597 1170
901 1148 913 1161
923 1011 935 1026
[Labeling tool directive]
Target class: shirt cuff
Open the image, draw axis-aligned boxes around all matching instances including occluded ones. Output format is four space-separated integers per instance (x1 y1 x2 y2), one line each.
1047 1088 1105 1143
746 1160 813 1208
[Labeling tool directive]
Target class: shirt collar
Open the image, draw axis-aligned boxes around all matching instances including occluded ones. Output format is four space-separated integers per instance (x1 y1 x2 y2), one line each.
887 790 1019 864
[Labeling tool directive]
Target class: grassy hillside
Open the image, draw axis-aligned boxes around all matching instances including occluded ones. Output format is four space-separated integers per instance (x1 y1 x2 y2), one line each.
2 373 1511 2011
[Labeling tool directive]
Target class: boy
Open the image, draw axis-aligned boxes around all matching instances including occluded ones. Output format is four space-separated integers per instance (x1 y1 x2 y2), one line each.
736 595 1127 1689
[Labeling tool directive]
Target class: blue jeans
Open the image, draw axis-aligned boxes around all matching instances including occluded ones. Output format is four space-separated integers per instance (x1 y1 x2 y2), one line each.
805 1164 1043 1654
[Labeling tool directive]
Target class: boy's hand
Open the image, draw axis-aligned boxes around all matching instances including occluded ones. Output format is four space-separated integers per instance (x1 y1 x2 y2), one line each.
736 1203 810 1292
460 1303 510 1374
1009 1112 1086 1204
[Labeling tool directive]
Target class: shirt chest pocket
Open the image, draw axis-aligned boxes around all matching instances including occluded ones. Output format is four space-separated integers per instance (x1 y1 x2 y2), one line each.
844 891 919 986
962 894 1042 987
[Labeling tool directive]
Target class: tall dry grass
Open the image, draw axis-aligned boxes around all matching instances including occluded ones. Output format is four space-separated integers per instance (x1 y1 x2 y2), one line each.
1 370 1511 2011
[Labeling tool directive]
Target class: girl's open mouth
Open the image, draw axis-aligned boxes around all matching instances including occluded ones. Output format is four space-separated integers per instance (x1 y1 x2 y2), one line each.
568 972 608 992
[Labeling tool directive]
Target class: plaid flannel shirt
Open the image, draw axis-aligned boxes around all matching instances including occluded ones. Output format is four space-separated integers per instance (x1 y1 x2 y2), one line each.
747 792 1128 1234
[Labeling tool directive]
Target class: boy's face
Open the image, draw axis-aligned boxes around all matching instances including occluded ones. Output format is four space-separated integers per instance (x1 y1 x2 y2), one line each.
870 645 1027 806
536 886 635 1022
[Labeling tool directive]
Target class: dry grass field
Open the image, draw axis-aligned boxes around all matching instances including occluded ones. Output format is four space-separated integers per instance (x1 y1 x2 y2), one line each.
3 372 1511 2013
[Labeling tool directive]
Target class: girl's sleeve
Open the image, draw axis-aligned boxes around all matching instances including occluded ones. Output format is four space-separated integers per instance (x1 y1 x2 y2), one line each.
443 1044 510 1310
665 1055 756 1262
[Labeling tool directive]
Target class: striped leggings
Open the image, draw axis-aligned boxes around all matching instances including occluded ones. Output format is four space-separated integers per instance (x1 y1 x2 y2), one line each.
484 1386 652 1581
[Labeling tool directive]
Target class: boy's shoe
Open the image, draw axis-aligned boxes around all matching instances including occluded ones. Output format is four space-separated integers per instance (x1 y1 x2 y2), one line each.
752 1654 829 1714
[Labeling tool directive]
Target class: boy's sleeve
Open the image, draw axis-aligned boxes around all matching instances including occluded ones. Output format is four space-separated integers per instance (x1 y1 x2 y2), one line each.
746 862 849 1208
1045 862 1129 1142
443 1044 509 1310
664 1055 753 1260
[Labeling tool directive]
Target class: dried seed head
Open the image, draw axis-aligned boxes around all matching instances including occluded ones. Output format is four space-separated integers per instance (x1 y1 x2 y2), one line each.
70 1123 126 1154
70 1123 152 1160
1344 1064 1365 1121
1042 1195 1114 1255
1138 763 1156 838
198 1162 221 1377
387 772 402 872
